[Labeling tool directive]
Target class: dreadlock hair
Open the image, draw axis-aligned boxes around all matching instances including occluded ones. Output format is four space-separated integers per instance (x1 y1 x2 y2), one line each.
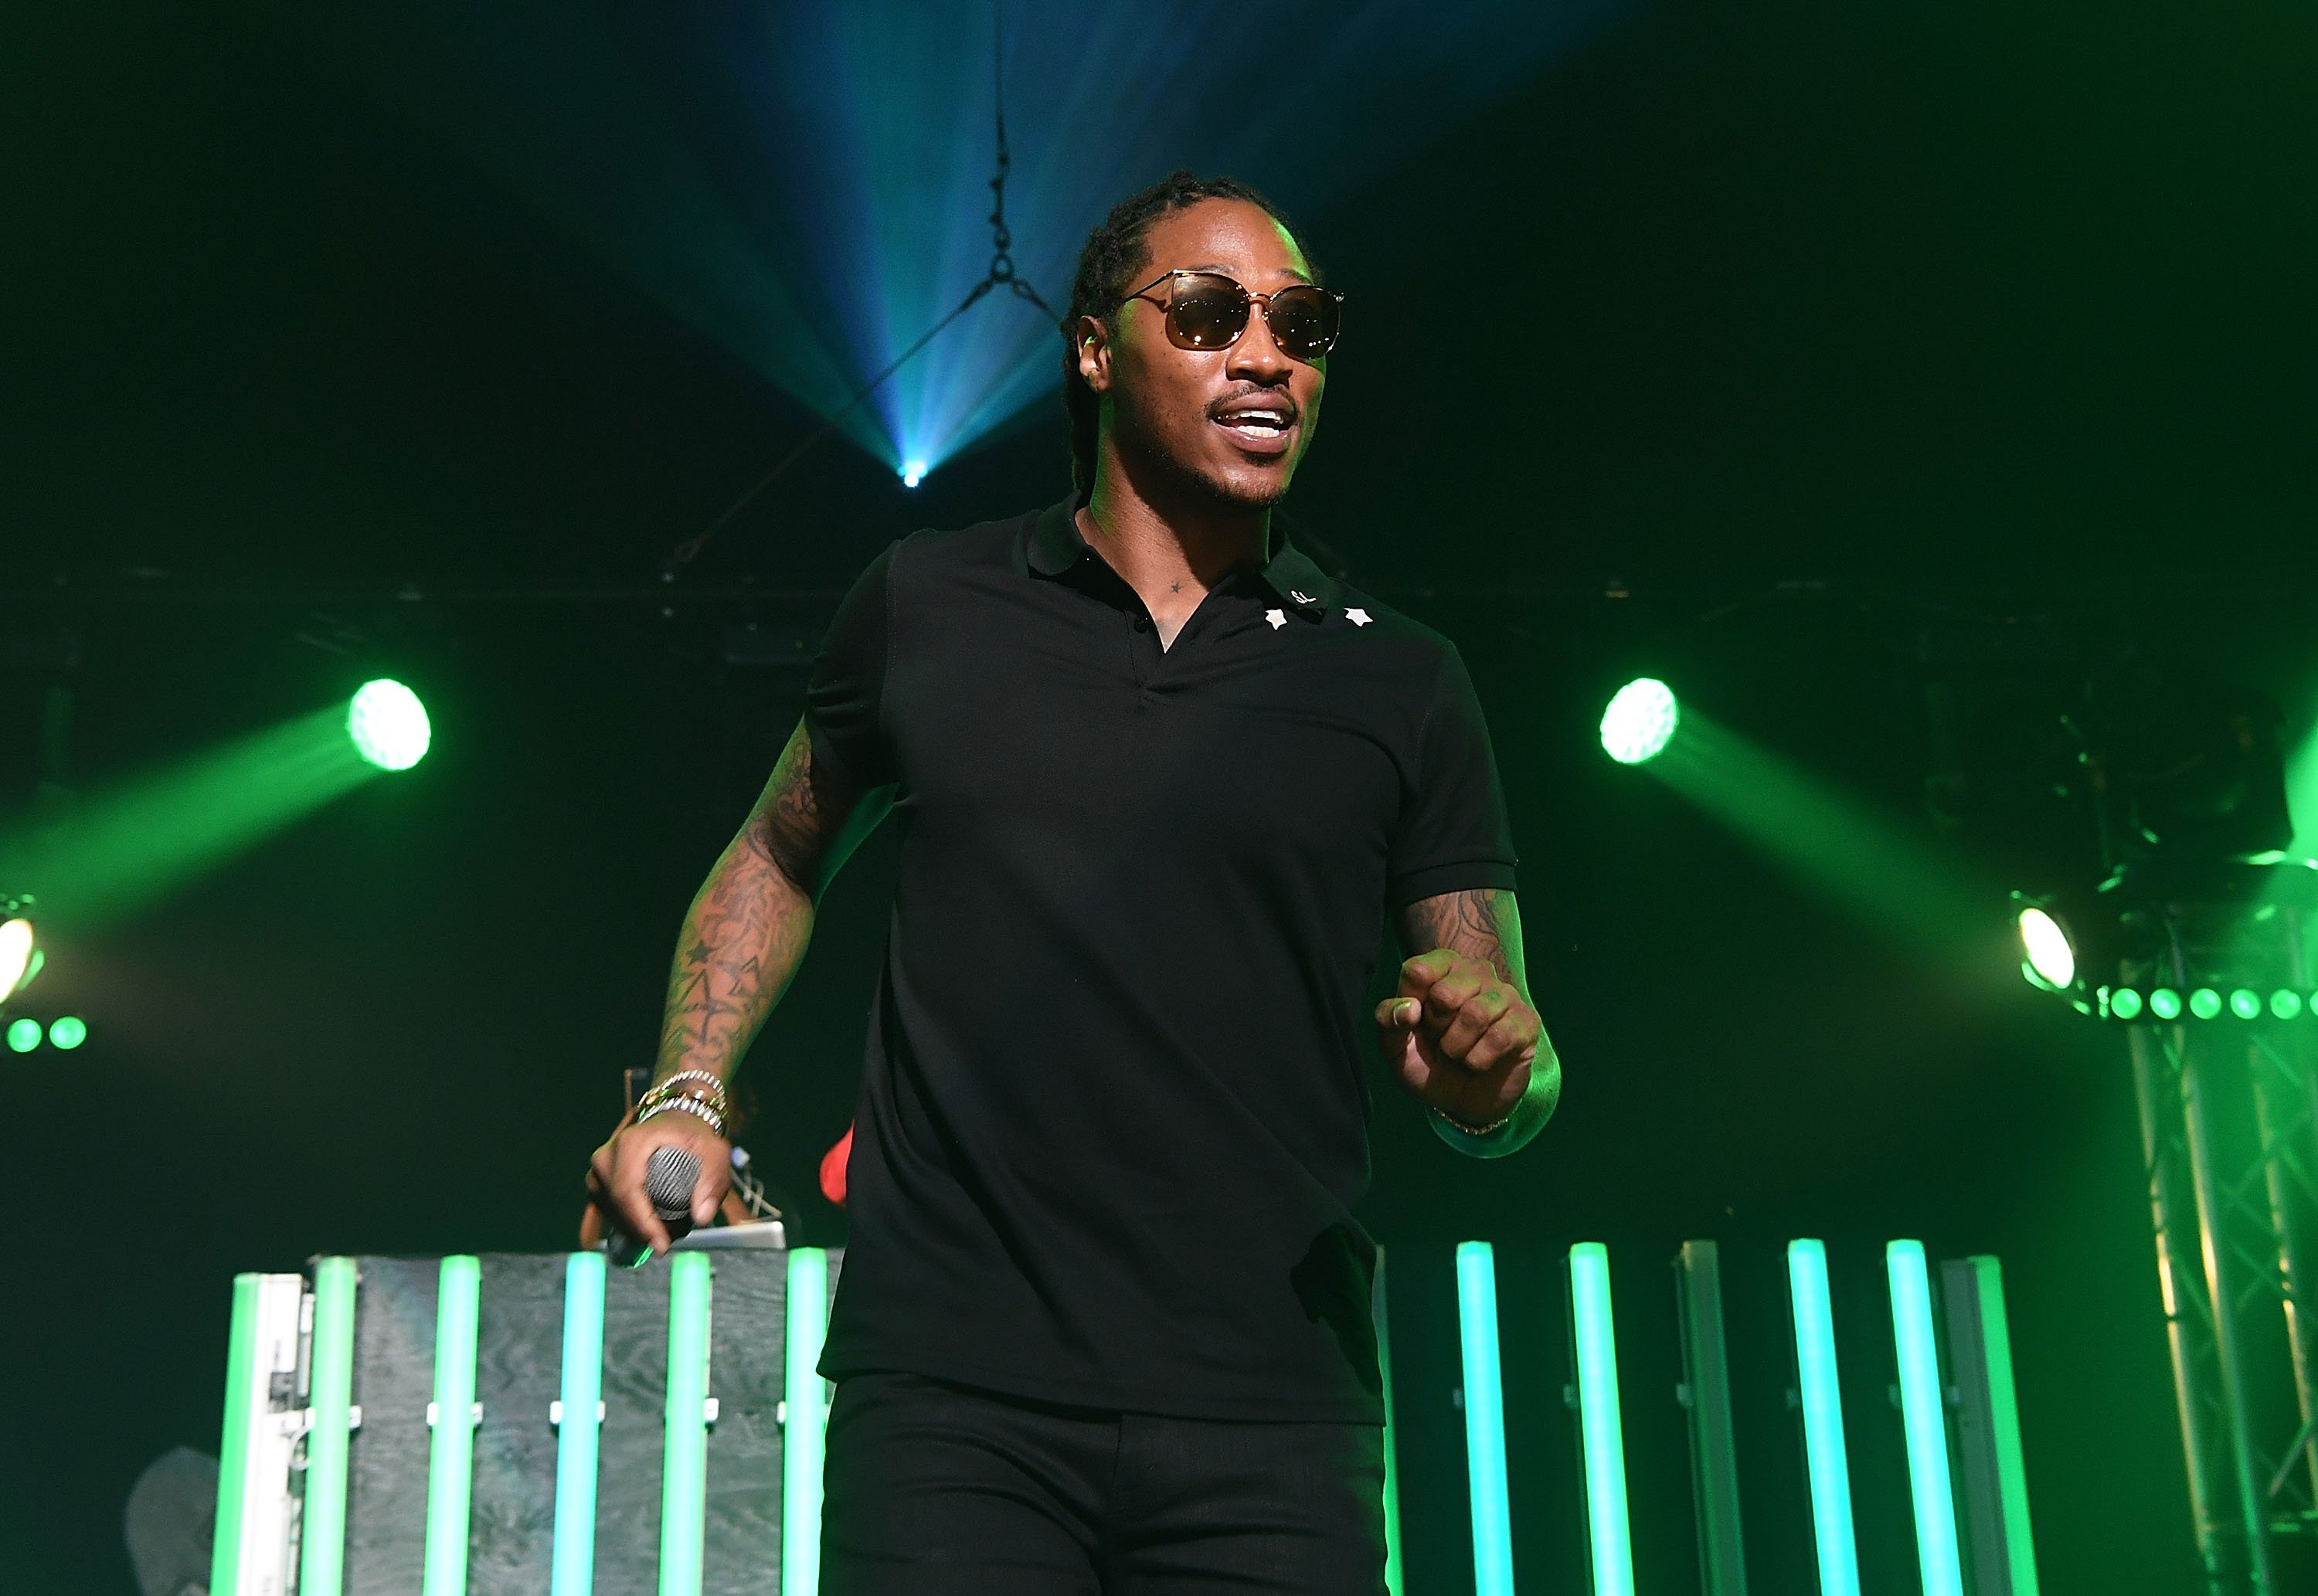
1059 170 1310 493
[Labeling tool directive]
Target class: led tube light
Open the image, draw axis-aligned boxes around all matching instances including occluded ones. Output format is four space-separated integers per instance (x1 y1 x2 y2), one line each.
550 1252 607 1596
1455 1241 1517 1596
299 1258 359 1596
1569 1244 1636 1596
783 1248 832 1596
1674 1241 1749 1596
660 1251 715 1596
1373 1247 1405 1596
1887 1242 1964 1596
1942 1256 2041 1596
208 1275 261 1596
1786 1240 1861 1596
422 1256 482 1596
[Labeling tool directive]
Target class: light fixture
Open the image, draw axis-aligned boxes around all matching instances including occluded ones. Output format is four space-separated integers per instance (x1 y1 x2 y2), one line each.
551 1252 607 1596
1569 1243 1636 1596
1600 678 1680 765
0 914 35 997
2228 988 2262 1020
660 1252 714 1591
5 1016 39 1053
784 1248 832 1596
900 460 927 488
2015 905 2076 992
2150 988 2183 1020
1787 1239 1861 1596
48 1015 86 1051
299 1258 359 1596
422 1256 482 1596
2109 988 2144 1020
1455 1241 1516 1596
348 679 433 772
1887 1242 1965 1596
2274 990 2306 1020
2190 988 2223 1020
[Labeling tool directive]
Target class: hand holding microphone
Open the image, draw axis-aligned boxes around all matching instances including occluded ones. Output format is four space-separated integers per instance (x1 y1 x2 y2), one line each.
586 1076 732 1265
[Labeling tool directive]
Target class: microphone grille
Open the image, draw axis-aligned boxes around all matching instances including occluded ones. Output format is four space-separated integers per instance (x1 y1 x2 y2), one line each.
644 1146 700 1222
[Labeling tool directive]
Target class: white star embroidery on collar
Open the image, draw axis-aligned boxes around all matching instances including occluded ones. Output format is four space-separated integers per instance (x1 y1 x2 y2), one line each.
1345 607 1372 627
1266 608 1287 630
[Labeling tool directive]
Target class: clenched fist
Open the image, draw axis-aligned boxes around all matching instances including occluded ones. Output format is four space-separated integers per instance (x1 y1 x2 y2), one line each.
1375 948 1542 1131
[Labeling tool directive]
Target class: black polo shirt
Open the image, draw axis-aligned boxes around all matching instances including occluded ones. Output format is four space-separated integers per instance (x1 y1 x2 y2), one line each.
806 495 1517 1422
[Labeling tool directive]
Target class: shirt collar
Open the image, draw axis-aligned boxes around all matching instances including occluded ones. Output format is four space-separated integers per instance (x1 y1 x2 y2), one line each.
1025 494 1338 616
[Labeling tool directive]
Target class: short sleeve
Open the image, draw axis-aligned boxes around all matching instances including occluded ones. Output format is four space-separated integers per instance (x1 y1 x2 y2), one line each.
1386 646 1519 908
804 545 899 790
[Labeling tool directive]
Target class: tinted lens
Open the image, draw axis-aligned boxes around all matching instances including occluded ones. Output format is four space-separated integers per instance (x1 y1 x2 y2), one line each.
1165 275 1251 348
1265 286 1339 361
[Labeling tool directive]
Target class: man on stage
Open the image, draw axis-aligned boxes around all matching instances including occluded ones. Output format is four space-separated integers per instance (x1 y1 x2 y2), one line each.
592 169 1559 1594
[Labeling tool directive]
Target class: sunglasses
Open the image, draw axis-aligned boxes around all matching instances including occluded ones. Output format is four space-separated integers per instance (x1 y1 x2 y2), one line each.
1120 270 1344 364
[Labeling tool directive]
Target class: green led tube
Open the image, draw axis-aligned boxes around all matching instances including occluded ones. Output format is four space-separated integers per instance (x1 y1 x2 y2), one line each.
299 1258 359 1596
1372 1247 1405 1596
1886 1243 1963 1596
1455 1241 1516 1596
1569 1244 1636 1596
1786 1240 1861 1596
208 1274 262 1596
660 1251 715 1596
1971 1257 2041 1595
783 1248 832 1596
550 1252 607 1596
422 1256 482 1596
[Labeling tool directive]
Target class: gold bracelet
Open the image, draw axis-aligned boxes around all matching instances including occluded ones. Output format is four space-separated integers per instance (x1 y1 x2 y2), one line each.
1431 1103 1514 1137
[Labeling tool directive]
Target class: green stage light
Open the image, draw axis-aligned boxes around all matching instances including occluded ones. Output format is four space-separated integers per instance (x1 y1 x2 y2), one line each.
348 680 432 772
2277 990 2306 1020
2150 988 2183 1020
48 1015 86 1050
0 917 33 997
2190 988 2223 1020
2229 988 2262 1020
2110 988 2144 1020
1600 678 1679 765
2016 907 2075 990
5 1016 39 1052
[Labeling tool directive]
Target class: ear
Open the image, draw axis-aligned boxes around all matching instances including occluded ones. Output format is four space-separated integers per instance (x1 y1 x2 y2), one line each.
1076 315 1113 395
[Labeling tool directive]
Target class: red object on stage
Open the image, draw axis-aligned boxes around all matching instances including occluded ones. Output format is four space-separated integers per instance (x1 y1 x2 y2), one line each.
820 1125 855 1207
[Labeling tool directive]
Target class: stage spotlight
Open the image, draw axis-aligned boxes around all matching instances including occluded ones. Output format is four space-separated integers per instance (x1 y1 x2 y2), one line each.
2151 988 2183 1020
2273 990 2305 1020
2190 988 2223 1020
2109 988 2145 1020
0 914 34 998
48 1015 85 1051
900 460 927 489
1599 679 1679 766
347 680 432 772
2229 989 2262 1020
2015 906 2076 992
5 1017 39 1053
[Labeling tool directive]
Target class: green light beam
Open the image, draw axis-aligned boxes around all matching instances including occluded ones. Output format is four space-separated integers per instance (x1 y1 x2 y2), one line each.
1643 705 1997 959
0 705 376 932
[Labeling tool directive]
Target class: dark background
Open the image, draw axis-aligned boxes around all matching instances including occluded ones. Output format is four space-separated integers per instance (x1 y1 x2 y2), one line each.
5 2 2315 1591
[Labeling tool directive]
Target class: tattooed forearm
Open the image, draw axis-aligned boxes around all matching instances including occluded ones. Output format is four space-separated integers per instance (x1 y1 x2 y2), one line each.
651 719 872 1091
1397 888 1530 1000
1397 887 1561 1152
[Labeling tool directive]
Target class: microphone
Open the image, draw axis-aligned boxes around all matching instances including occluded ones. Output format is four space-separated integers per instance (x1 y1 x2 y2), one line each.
607 1146 701 1268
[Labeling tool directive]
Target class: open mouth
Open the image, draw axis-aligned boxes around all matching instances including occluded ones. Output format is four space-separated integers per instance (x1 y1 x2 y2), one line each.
1212 404 1297 453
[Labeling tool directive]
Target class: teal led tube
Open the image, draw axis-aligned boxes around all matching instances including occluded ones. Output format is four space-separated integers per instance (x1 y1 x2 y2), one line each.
550 1252 607 1596
1787 1240 1861 1596
783 1248 832 1596
1887 1243 1963 1596
1569 1244 1636 1596
660 1252 714 1596
1455 1241 1516 1596
209 1274 262 1596
299 1258 359 1596
422 1256 483 1596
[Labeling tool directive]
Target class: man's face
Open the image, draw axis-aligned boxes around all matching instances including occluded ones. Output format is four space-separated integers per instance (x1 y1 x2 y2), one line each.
1080 199 1327 511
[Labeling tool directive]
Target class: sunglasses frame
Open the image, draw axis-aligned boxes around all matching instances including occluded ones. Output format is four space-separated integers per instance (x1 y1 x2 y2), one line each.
1117 270 1345 363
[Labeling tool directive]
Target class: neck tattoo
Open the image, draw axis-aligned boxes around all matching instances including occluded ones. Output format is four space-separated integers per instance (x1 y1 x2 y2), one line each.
1171 581 1183 593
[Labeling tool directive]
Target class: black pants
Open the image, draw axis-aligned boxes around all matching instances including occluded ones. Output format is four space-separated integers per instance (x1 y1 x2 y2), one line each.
821 1370 1388 1594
